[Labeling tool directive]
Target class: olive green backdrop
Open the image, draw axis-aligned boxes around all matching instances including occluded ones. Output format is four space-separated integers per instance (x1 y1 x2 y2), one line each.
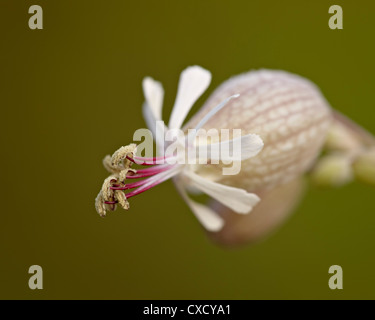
1 0 374 299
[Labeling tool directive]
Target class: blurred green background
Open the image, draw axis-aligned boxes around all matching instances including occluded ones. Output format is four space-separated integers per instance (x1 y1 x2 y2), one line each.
1 0 374 299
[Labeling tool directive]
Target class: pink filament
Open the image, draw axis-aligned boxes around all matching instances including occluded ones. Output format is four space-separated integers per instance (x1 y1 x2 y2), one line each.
110 179 146 190
104 156 178 204
125 165 172 179
128 155 174 165
126 167 177 199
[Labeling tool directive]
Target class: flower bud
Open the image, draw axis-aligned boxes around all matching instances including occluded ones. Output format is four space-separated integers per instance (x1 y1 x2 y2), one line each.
311 155 353 187
325 121 362 152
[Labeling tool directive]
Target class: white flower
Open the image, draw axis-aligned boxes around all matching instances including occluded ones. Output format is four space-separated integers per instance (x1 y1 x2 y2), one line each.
96 66 264 231
96 65 375 245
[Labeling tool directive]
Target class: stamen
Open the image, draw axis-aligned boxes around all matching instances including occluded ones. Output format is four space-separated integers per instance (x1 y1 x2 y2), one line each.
95 191 106 217
125 164 173 179
102 175 118 201
126 155 154 166
104 165 180 204
115 190 129 210
110 179 147 190
111 144 137 169
126 166 180 199
104 201 117 205
128 155 175 165
97 143 182 215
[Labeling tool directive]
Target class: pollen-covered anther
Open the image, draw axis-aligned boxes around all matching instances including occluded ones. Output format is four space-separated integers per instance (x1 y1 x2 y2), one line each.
119 168 137 182
103 155 117 173
95 191 106 217
101 175 119 201
111 144 137 170
115 190 129 210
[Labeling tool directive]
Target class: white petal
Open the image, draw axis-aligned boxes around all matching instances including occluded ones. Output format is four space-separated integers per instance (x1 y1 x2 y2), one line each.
142 102 167 154
174 179 224 231
168 66 211 129
142 101 157 133
205 134 264 162
142 77 164 120
184 170 260 214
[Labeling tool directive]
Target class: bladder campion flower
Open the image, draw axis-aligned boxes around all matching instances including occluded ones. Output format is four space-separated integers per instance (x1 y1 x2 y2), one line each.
95 66 264 231
95 66 375 245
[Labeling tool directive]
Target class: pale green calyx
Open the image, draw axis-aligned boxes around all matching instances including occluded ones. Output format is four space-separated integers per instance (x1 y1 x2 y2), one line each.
312 154 353 187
